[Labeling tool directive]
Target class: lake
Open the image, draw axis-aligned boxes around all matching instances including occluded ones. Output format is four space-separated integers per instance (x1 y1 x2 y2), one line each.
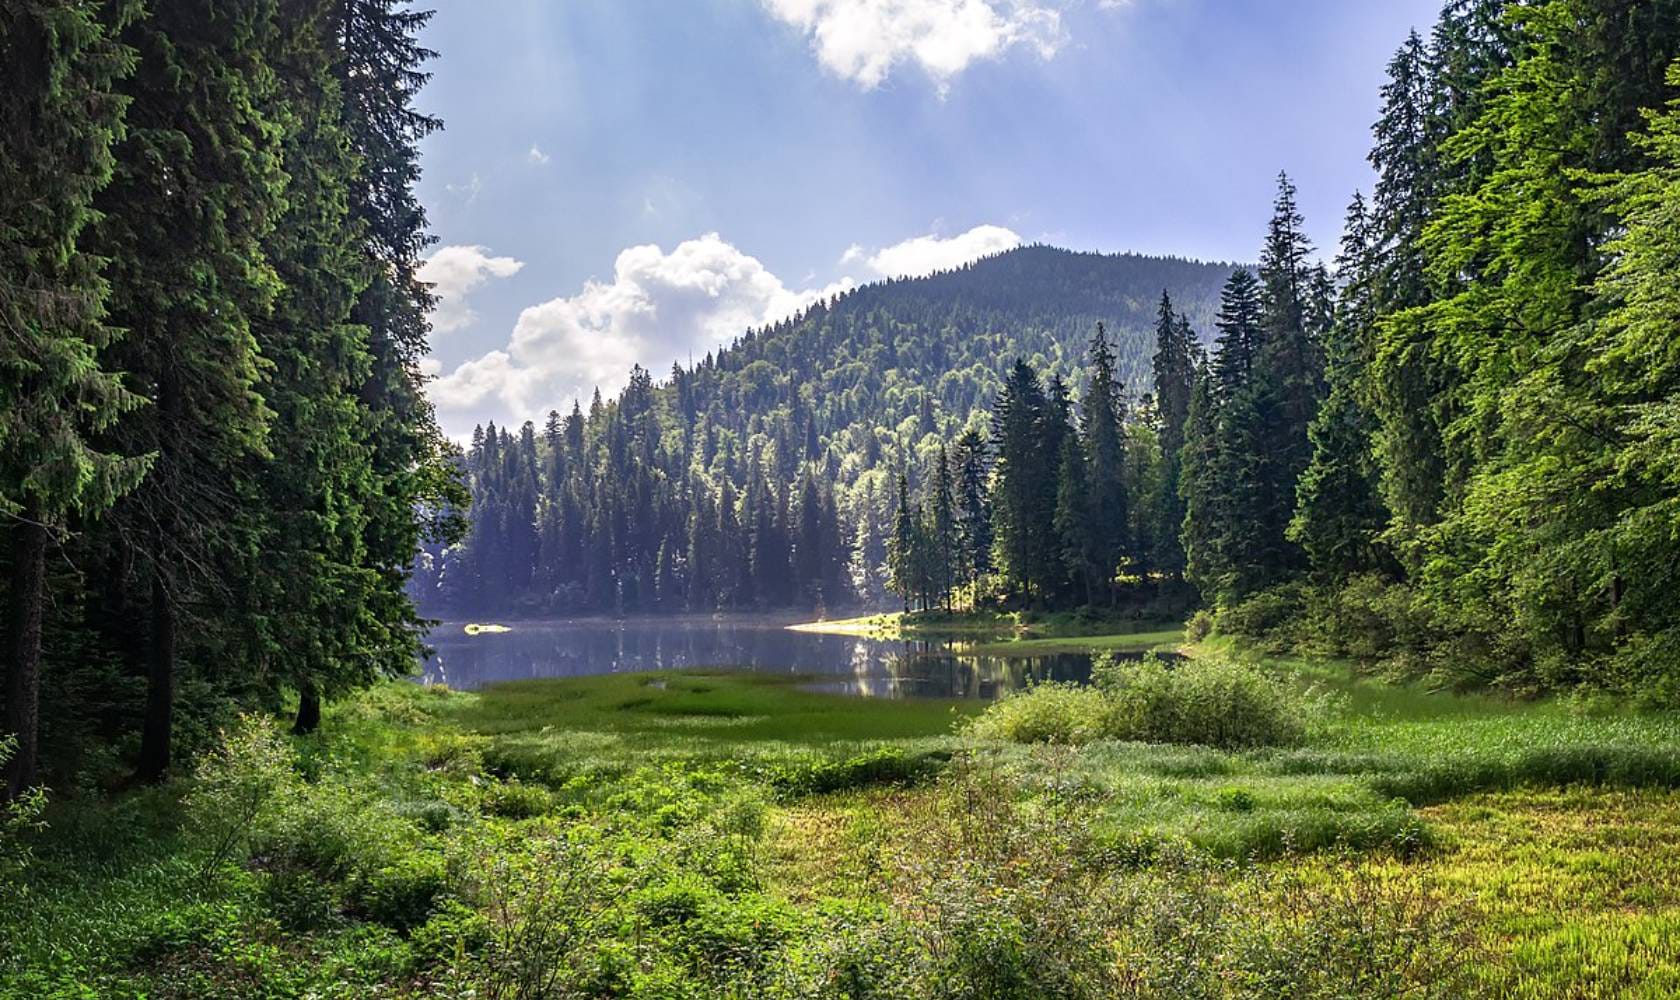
420 616 1122 699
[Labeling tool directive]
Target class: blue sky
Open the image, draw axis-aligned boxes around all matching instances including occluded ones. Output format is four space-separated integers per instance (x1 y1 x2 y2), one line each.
414 0 1440 436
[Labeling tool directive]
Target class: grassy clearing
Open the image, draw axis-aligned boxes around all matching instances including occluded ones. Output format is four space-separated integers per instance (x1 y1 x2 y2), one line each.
9 654 1680 996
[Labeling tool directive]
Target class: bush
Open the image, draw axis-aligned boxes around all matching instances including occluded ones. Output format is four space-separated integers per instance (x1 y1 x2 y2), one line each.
1217 585 1308 649
963 683 1115 744
763 747 948 797
967 656 1317 750
1186 609 1215 643
481 779 553 819
352 850 451 932
0 735 47 887
1099 655 1313 750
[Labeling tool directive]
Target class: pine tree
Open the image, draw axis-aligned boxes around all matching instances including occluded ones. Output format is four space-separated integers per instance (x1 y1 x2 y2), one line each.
1290 193 1393 581
0 0 147 795
1082 323 1129 601
990 360 1055 604
1150 296 1198 581
1054 431 1094 605
929 446 956 610
96 0 290 782
953 428 993 603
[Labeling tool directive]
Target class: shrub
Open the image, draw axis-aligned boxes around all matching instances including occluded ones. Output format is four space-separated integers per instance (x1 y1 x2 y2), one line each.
481 779 553 819
185 715 303 875
352 850 451 932
763 747 947 797
963 683 1115 744
0 735 47 887
1098 655 1312 750
968 656 1317 750
1186 609 1215 643
1217 585 1308 648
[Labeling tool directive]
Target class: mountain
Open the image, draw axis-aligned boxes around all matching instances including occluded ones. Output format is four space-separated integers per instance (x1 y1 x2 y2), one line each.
414 245 1240 617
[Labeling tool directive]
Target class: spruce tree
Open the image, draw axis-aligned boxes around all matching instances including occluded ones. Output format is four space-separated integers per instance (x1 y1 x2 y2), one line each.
1150 296 1198 580
1082 323 1129 601
953 428 993 602
888 472 916 612
1054 431 1095 605
0 0 147 795
96 0 290 781
929 446 956 610
1290 193 1393 581
1178 364 1222 598
990 360 1054 604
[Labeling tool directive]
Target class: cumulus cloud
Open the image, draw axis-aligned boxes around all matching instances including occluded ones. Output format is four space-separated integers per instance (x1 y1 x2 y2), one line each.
841 223 1022 279
760 0 1064 91
429 234 851 422
420 245 526 336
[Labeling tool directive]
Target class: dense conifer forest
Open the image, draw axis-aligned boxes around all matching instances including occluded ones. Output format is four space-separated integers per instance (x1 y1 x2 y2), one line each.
411 247 1232 618
420 0 1680 707
13 1 1680 996
1 0 464 792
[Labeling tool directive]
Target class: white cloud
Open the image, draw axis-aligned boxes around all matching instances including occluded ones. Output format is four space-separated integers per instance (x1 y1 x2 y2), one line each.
419 245 525 336
429 234 852 422
760 0 1065 92
843 223 1022 278
528 144 551 165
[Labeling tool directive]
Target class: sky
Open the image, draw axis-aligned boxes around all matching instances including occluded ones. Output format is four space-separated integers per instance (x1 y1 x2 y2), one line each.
413 0 1442 438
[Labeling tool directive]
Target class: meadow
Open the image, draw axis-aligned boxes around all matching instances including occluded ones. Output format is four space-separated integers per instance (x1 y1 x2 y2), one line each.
6 634 1680 997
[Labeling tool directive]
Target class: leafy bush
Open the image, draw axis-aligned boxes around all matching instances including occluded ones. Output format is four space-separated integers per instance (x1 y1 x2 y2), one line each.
1186 609 1215 643
185 715 304 874
1217 585 1308 649
763 747 949 796
1098 655 1314 750
351 850 451 932
480 778 553 819
968 656 1317 750
0 735 47 887
963 683 1115 744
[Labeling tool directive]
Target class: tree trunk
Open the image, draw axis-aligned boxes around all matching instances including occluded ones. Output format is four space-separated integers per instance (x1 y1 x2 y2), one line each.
4 514 47 799
293 682 321 735
135 570 174 783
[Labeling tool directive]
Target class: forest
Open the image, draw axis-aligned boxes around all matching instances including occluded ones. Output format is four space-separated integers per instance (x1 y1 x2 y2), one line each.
2 0 464 793
427 0 1680 706
9 0 1680 996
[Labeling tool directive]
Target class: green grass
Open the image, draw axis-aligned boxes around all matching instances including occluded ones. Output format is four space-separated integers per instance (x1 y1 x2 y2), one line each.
443 670 977 750
12 648 1680 996
961 626 1186 656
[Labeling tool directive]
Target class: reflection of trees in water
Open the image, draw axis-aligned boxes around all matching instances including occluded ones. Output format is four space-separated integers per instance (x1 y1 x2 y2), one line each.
418 620 1175 696
856 637 1099 699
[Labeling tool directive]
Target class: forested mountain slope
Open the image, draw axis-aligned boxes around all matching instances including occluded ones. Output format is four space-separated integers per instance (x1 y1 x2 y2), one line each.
414 246 1237 616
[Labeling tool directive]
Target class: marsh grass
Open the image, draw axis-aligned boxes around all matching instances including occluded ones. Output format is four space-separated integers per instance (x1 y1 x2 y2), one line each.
9 659 1680 996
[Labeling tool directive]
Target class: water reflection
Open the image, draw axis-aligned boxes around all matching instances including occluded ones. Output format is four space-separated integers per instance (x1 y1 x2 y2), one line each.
420 617 1172 700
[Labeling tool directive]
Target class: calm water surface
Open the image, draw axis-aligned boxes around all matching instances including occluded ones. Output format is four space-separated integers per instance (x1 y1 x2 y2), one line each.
420 617 1144 699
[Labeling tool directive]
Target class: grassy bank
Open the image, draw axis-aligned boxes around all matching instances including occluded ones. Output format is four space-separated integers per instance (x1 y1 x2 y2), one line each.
7 660 1680 996
791 609 1187 648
